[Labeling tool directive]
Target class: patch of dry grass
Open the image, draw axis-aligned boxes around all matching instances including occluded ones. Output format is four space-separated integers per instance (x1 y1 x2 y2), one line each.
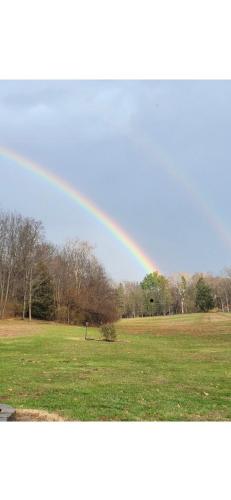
0 319 56 338
15 408 65 421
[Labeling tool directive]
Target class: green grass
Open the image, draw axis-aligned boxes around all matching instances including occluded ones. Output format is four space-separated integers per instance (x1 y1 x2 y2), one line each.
0 312 231 420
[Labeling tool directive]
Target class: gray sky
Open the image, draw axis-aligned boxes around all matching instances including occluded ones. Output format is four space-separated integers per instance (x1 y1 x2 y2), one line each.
0 80 231 281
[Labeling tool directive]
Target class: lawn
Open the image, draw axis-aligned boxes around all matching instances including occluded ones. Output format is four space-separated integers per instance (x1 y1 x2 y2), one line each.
0 313 230 420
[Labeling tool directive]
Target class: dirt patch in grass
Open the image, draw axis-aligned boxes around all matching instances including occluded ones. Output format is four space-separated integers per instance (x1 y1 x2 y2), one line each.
15 409 65 421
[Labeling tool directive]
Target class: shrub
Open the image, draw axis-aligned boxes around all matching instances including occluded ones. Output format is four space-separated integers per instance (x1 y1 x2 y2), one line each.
100 323 117 342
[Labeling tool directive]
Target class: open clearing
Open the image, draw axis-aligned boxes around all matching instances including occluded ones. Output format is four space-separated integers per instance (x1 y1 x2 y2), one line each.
0 313 230 421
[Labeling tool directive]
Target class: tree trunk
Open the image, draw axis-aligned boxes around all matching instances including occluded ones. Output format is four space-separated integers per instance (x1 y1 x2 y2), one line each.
181 299 184 314
0 277 5 317
1 268 12 319
22 272 28 320
28 267 33 321
22 288 27 320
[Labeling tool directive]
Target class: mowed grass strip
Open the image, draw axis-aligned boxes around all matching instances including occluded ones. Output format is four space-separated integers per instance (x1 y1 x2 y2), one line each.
0 313 230 421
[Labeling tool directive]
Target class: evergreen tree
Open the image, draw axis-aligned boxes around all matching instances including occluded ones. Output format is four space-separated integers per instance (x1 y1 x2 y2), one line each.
32 263 55 320
195 277 214 312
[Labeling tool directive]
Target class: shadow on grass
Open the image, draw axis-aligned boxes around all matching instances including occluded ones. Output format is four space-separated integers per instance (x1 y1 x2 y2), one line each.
85 337 114 342
85 337 129 343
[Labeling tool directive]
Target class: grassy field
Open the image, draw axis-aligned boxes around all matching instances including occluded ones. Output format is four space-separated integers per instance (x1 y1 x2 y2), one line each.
0 313 230 421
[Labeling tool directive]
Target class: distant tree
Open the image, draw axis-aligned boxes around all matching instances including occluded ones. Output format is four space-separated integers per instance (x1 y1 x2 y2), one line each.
178 275 187 314
82 259 119 325
31 262 55 320
206 273 231 313
0 211 44 319
141 272 171 315
195 277 214 312
116 283 125 317
49 239 119 325
121 281 145 317
141 272 159 291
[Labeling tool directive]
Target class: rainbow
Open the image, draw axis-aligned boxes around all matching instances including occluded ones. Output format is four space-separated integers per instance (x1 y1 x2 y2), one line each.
0 145 159 274
98 114 231 253
130 130 231 251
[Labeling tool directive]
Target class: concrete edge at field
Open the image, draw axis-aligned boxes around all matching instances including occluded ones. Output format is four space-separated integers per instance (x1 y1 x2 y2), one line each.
0 404 16 421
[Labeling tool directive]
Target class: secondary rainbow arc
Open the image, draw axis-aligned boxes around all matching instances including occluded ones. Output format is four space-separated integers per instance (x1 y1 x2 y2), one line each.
131 131 231 251
0 146 159 274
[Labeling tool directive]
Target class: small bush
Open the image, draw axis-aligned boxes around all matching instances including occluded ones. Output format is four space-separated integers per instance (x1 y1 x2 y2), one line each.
101 323 117 342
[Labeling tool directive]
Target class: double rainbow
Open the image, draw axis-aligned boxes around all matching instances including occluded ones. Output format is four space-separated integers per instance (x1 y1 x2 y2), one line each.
0 146 158 274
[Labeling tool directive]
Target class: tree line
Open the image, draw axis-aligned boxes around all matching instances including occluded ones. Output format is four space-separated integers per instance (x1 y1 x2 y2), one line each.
117 270 231 317
1 210 231 324
0 210 119 324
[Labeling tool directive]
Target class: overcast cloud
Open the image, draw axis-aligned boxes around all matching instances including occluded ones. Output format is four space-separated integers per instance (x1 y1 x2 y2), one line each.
0 80 231 281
